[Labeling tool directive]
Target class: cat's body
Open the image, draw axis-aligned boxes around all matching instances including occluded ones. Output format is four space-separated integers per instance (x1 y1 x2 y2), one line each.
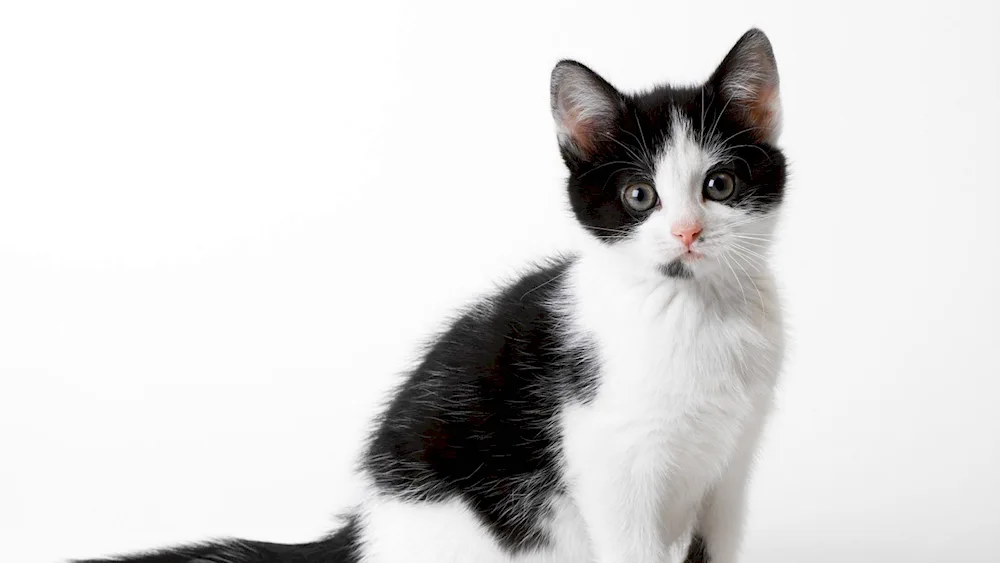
78 29 788 563
359 252 782 563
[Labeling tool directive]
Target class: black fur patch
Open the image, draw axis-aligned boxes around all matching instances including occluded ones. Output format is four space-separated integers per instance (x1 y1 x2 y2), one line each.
73 515 362 563
661 259 693 279
363 259 598 552
683 533 711 563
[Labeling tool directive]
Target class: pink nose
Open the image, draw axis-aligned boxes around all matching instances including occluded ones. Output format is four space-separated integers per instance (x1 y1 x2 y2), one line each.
671 222 703 248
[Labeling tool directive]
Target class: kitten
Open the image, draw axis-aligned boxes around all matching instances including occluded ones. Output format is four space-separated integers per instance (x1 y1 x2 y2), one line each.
78 28 786 563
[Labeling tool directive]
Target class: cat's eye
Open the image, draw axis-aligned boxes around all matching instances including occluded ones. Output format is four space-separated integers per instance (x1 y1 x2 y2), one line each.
622 183 658 212
703 171 737 201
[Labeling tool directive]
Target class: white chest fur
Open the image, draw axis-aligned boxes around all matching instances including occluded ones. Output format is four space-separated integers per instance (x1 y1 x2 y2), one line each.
557 254 784 562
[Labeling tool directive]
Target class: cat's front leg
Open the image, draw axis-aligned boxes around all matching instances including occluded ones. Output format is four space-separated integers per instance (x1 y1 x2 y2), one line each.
562 415 668 563
566 453 668 563
683 411 769 563
682 464 748 563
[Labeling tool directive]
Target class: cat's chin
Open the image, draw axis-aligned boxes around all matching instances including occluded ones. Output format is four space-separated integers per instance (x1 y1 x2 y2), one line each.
659 259 694 279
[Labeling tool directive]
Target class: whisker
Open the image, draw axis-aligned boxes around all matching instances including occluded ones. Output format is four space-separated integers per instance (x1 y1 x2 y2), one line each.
717 125 765 146
730 233 770 244
720 250 748 311
600 133 654 174
731 242 771 258
730 232 774 240
730 238 769 257
731 235 774 244
726 143 772 161
721 214 776 229
729 243 768 270
729 250 766 319
620 128 652 168
719 154 753 179
632 109 656 171
709 94 735 143
699 87 706 146
578 160 651 180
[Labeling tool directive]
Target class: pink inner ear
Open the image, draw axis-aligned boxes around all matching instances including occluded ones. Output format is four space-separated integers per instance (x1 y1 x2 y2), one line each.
565 107 599 155
747 83 780 140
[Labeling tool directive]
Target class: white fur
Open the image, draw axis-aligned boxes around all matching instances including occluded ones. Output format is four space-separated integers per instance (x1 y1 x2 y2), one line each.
558 249 781 563
357 487 593 563
354 115 783 563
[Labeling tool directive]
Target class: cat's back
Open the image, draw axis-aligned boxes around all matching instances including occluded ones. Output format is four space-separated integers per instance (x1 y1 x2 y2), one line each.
359 257 596 560
366 256 587 449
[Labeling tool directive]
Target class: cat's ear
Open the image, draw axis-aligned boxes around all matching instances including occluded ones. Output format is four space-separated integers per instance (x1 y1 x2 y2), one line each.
711 29 782 143
551 60 622 159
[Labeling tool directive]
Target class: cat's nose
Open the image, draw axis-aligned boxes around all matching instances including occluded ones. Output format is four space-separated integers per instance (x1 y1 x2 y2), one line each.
671 222 703 248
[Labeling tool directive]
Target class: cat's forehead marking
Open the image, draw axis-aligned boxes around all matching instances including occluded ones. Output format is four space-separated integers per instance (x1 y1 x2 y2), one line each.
652 111 721 201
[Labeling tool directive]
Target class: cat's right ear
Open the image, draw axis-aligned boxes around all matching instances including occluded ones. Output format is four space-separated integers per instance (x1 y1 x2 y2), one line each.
551 61 622 160
710 29 782 143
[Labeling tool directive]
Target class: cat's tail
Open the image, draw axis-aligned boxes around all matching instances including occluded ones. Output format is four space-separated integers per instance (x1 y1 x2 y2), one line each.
72 515 362 563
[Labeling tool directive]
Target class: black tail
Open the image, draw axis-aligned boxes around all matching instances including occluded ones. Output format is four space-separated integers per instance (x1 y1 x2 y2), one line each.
74 515 361 563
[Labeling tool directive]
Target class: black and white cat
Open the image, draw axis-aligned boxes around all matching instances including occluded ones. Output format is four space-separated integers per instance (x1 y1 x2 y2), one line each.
80 28 787 563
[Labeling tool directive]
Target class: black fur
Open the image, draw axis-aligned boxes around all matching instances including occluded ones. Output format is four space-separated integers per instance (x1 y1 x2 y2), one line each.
74 515 361 563
683 533 711 563
661 259 694 279
363 258 597 552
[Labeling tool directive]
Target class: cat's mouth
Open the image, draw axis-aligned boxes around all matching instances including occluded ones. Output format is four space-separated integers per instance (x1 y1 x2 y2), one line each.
659 249 706 279
680 250 704 261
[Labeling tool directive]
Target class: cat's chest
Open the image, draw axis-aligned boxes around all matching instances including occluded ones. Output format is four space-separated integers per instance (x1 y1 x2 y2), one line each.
568 286 780 497
568 270 783 434
596 300 773 412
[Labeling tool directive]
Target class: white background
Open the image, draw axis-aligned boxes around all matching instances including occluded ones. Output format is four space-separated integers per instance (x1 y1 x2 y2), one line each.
2 2 999 562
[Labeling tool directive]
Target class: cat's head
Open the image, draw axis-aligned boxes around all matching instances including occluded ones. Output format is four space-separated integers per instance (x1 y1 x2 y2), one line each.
551 29 786 283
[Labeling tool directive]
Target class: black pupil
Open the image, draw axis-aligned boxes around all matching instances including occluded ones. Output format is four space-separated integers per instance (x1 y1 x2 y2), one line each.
632 187 648 202
709 174 731 194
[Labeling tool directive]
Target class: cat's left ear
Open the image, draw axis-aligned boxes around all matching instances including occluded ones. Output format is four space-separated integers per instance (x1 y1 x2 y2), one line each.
551 60 623 160
710 28 782 144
